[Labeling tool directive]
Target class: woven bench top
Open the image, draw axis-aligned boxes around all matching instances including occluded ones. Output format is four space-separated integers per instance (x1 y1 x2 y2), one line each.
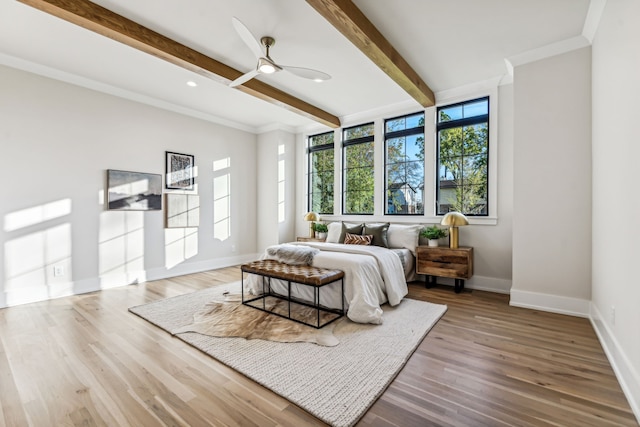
241 259 344 287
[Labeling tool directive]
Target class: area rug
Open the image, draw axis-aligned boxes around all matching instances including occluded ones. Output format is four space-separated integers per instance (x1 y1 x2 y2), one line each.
129 281 447 427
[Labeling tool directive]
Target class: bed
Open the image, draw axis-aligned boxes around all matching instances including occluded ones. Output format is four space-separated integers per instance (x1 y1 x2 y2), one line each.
244 222 422 324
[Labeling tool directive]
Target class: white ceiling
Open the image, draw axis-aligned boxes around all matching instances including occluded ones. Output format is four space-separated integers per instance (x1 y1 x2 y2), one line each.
0 0 592 133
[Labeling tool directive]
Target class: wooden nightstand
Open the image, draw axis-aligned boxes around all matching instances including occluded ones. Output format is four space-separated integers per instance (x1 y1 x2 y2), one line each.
416 246 473 293
296 237 326 242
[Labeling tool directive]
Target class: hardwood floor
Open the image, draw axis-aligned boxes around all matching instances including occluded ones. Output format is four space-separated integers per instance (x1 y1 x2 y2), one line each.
0 266 636 426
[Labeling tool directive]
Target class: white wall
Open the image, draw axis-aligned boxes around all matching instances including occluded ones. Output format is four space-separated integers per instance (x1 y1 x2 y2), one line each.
591 0 640 418
511 47 592 316
0 65 258 308
256 129 296 252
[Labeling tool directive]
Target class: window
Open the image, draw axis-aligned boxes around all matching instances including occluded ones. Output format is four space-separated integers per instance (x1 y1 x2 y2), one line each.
436 97 489 216
385 112 425 215
307 131 334 214
342 123 374 214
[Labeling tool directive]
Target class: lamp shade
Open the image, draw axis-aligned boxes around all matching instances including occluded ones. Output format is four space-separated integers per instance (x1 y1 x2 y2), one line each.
441 212 469 227
441 212 468 249
304 212 319 222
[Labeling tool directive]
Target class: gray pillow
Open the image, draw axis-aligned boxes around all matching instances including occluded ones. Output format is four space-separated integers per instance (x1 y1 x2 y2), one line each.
363 223 390 248
338 222 364 243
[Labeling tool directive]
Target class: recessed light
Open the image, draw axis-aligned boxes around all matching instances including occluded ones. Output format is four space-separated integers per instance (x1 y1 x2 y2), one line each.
186 81 197 87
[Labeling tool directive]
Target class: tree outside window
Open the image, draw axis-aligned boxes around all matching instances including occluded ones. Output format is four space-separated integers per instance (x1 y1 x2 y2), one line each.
437 97 489 216
385 112 425 215
308 132 334 214
342 123 374 214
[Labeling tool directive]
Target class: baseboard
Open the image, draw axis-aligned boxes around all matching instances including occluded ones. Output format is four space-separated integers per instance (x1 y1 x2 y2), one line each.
145 253 259 282
0 253 259 309
467 275 512 294
426 275 512 294
509 289 590 318
590 304 640 423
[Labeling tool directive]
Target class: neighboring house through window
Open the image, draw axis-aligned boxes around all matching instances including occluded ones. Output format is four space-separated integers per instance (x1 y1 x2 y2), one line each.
385 112 425 215
307 131 334 215
437 97 489 216
342 123 374 214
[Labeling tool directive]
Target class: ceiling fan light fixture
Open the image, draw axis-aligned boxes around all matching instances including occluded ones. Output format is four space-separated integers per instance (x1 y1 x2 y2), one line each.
258 58 276 74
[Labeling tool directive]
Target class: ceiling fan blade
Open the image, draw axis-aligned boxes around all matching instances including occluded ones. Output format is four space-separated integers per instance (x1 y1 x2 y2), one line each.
232 17 263 59
229 69 259 88
282 66 331 82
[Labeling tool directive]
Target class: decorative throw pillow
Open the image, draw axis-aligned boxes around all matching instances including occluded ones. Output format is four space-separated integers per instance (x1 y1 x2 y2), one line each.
363 223 390 248
387 224 422 255
338 222 364 243
344 233 373 245
325 222 342 243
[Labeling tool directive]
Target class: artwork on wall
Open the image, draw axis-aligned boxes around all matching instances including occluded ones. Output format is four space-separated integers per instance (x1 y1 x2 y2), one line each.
107 169 162 211
165 194 200 228
166 151 195 190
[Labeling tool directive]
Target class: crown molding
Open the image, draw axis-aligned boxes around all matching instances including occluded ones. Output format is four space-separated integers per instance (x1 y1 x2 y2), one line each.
583 0 608 43
505 35 590 70
0 52 258 134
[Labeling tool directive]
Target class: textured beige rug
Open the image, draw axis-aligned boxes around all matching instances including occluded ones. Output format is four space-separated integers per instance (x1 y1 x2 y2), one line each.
129 281 447 427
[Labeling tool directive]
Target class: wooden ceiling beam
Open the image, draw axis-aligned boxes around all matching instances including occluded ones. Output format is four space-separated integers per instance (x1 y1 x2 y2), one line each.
17 0 341 128
306 0 435 107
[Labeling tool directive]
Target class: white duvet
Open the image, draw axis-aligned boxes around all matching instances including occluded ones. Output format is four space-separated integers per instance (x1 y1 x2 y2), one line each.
244 242 408 324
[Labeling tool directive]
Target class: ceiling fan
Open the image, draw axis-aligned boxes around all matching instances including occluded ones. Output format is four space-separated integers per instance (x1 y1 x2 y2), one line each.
229 17 331 88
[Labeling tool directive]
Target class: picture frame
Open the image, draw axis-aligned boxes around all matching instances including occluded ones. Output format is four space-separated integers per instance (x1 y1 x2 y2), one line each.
165 151 195 190
107 169 162 211
165 194 200 228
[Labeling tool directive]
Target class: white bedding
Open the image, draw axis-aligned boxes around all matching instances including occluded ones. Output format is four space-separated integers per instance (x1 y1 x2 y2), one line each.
244 242 409 324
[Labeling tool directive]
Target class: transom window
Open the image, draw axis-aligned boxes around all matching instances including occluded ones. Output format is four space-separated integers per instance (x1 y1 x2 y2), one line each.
385 112 425 215
307 131 334 215
437 97 489 216
342 123 374 214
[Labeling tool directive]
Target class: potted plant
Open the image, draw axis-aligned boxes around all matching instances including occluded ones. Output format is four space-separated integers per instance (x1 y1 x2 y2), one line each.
314 223 329 240
420 225 448 247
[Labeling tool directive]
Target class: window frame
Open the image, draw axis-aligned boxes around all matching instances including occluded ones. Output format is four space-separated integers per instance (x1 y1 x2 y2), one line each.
384 111 425 216
436 96 490 217
341 122 375 215
307 131 335 215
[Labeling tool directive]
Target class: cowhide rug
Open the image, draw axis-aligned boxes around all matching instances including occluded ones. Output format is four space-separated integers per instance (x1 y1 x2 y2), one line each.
172 293 340 347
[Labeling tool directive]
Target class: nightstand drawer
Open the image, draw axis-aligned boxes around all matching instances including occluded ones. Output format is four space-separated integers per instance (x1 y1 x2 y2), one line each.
296 237 326 242
416 246 473 280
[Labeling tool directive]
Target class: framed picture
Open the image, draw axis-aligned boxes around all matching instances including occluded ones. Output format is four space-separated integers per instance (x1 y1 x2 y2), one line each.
165 194 200 228
107 169 162 211
166 151 195 190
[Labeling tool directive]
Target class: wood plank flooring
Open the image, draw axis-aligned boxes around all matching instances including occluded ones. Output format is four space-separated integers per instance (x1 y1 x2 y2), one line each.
0 266 636 426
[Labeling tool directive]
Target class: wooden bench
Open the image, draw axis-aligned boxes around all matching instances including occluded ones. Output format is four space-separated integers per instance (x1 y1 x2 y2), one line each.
241 259 345 328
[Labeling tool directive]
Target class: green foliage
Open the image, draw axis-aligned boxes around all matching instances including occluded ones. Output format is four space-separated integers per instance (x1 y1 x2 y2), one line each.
309 132 334 214
385 113 425 214
438 118 488 215
420 225 448 240
344 132 375 214
313 223 328 233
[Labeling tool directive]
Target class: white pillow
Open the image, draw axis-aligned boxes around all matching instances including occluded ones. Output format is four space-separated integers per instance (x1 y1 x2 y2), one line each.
387 224 422 255
325 222 342 243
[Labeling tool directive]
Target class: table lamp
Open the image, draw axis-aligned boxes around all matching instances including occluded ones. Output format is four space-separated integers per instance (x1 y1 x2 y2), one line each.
304 212 319 237
441 212 469 249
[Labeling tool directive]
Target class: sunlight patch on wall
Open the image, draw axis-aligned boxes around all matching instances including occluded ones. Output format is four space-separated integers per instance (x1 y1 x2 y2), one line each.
165 228 198 269
98 211 145 288
3 199 73 307
213 157 231 241
278 144 286 223
4 199 71 232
